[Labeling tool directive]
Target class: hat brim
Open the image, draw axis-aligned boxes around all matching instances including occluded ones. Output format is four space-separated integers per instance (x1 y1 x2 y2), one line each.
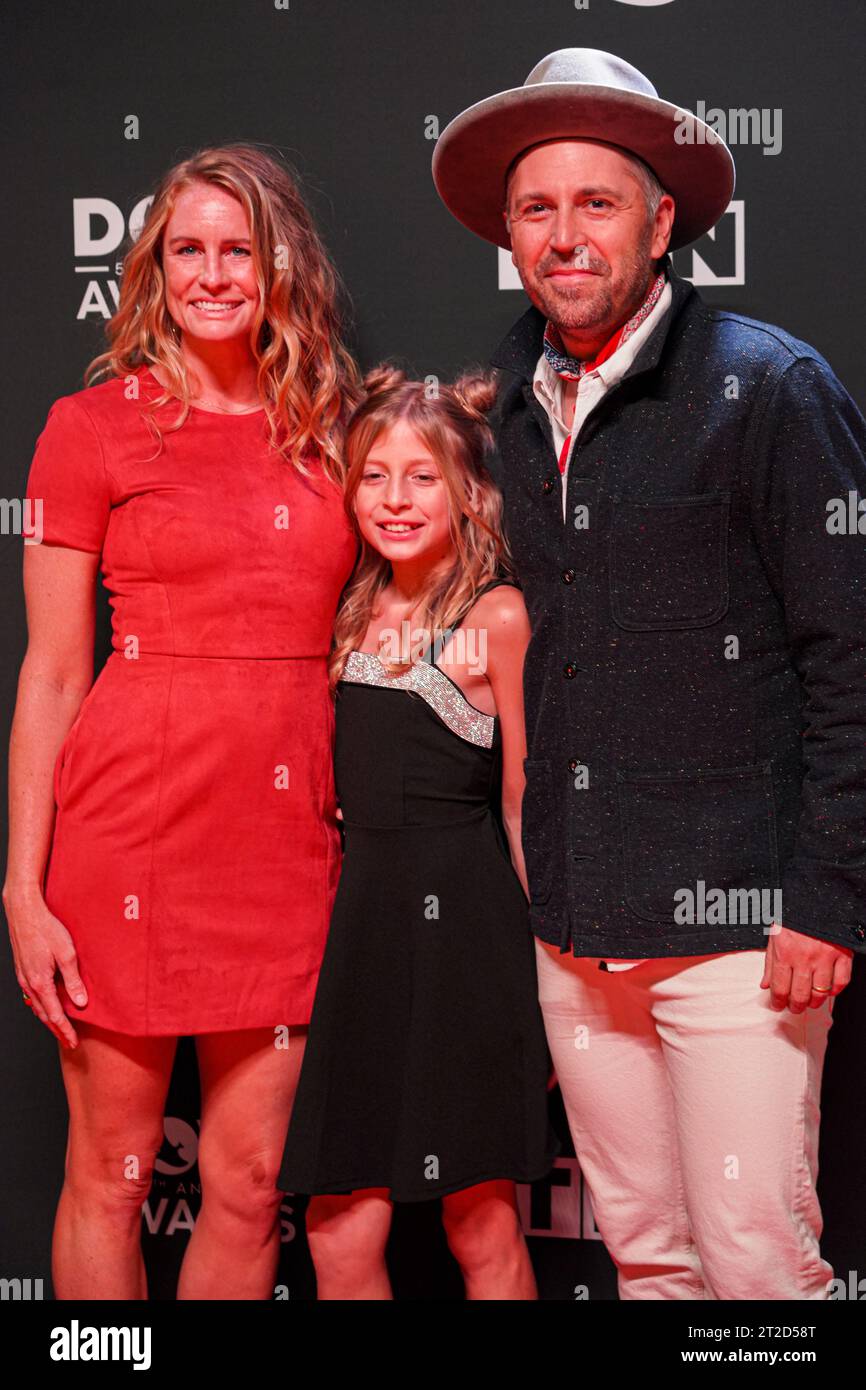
431 82 735 252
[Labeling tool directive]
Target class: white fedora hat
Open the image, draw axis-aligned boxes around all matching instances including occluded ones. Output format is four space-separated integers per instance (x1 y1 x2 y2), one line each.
432 47 735 252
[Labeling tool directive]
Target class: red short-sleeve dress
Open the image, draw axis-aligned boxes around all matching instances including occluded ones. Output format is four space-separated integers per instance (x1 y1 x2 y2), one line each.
22 365 357 1035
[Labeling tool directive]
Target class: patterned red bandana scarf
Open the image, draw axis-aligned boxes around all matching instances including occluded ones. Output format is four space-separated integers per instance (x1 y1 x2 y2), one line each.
542 268 667 381
542 268 667 474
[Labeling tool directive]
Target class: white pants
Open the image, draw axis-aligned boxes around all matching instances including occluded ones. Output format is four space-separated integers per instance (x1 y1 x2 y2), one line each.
534 941 835 1300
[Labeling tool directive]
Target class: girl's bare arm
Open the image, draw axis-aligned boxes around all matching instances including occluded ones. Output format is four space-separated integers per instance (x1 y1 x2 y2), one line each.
477 587 532 899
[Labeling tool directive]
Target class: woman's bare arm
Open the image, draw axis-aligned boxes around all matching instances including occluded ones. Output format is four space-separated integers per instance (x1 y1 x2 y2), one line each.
3 543 101 1045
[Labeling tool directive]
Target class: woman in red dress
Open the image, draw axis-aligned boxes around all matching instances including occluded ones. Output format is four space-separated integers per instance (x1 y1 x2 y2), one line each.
3 144 361 1298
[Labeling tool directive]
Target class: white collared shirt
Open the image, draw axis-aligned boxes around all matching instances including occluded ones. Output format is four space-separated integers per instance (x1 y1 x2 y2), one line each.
531 277 672 970
533 276 673 522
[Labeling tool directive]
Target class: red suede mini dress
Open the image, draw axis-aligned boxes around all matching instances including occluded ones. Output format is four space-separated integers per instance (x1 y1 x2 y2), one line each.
23 365 357 1035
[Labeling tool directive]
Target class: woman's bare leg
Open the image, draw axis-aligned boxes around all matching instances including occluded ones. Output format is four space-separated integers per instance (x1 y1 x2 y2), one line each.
442 1179 537 1300
305 1189 394 1300
53 1022 178 1300
176 1025 306 1300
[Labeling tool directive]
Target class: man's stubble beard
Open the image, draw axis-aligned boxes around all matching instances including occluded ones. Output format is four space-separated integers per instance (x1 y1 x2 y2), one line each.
518 219 657 339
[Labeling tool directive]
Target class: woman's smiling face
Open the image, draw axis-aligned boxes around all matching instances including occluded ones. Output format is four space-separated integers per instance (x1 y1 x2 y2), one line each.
161 182 260 345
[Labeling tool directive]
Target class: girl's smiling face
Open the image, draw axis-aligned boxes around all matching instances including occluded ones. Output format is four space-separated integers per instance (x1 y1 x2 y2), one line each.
354 419 455 564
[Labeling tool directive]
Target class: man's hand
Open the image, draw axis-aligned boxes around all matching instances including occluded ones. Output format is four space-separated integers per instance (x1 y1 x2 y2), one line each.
760 923 854 1013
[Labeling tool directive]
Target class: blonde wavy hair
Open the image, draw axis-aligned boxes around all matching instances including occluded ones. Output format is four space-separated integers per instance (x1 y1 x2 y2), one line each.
329 364 516 689
85 143 362 481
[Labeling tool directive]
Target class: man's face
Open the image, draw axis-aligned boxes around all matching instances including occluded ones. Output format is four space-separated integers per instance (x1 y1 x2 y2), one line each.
504 139 675 353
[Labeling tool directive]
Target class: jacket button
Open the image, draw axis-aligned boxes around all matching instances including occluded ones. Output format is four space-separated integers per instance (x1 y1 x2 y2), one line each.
561 569 576 584
563 662 578 679
541 475 557 494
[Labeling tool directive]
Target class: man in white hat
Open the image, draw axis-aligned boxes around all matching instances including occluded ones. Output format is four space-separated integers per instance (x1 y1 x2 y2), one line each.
433 48 866 1300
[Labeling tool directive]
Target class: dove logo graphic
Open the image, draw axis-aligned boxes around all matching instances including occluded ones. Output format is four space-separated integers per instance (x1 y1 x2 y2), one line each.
73 194 153 320
154 1116 199 1176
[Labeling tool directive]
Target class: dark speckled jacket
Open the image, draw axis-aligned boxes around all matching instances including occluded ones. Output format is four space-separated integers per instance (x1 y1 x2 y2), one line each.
488 257 866 959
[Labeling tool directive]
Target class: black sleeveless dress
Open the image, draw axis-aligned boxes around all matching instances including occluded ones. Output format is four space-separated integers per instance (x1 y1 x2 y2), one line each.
277 580 560 1202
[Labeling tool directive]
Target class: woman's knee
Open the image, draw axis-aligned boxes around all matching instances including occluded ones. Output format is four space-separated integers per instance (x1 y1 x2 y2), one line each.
197 1136 285 1226
58 1024 176 1222
64 1128 163 1223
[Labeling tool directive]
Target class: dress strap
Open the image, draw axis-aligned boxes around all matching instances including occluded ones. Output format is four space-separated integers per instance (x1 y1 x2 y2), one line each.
418 578 521 665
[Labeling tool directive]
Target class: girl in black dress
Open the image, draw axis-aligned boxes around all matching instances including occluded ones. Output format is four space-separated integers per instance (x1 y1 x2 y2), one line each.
277 365 559 1299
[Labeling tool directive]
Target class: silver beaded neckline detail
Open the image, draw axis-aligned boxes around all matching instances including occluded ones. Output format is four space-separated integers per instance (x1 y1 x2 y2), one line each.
341 651 496 749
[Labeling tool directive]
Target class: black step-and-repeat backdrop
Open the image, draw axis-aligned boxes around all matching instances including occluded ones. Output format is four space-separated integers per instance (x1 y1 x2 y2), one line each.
2 0 865 1302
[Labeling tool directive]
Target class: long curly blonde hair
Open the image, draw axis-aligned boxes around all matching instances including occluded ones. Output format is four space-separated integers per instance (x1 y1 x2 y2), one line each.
85 143 362 482
329 364 516 689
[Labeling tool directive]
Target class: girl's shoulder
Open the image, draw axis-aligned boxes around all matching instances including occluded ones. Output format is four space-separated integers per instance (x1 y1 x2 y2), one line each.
422 579 526 665
464 578 526 620
455 579 529 648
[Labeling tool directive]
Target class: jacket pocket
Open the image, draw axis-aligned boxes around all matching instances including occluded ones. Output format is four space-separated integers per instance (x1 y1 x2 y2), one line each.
609 492 730 630
521 759 553 905
617 761 780 923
